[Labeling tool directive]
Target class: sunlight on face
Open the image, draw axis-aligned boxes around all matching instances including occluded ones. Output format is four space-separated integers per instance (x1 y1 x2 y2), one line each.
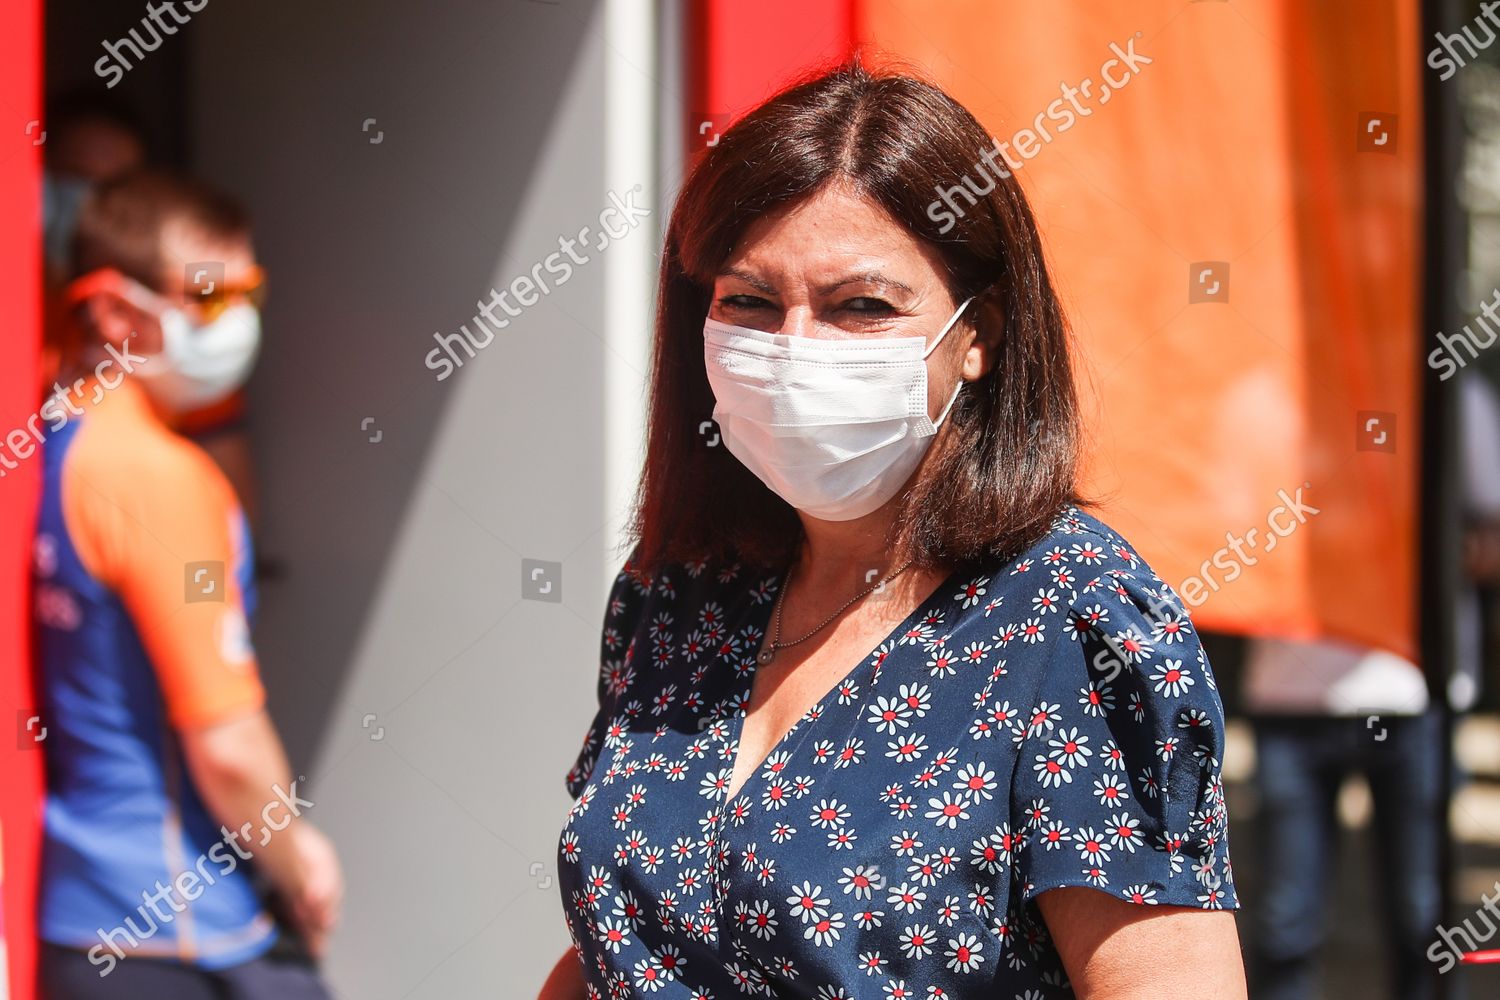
711 181 964 342
709 181 974 419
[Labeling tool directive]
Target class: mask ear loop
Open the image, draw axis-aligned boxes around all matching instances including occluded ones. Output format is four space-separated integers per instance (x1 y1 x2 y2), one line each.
921 295 975 360
932 372 966 429
923 296 976 430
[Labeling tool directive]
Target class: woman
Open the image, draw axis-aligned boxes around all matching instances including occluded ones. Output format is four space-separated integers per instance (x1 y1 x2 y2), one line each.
543 63 1245 999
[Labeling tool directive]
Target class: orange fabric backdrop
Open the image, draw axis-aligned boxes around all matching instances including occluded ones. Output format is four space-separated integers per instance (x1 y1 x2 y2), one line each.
859 0 1424 661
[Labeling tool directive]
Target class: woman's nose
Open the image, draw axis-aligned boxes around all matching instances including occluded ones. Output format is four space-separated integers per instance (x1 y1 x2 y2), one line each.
776 307 821 339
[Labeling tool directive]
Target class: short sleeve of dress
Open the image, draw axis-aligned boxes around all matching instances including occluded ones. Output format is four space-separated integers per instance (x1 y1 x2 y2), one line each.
1007 541 1237 911
564 546 646 800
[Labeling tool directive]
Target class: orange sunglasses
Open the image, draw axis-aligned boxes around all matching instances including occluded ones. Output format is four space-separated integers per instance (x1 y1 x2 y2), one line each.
182 264 268 321
65 266 268 323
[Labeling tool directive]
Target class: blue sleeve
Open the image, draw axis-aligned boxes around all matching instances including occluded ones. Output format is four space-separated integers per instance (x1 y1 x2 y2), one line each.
1007 547 1237 911
564 548 647 800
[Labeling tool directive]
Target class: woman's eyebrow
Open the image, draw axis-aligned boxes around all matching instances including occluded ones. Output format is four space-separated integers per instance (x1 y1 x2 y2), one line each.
817 271 914 296
716 267 777 294
715 268 916 297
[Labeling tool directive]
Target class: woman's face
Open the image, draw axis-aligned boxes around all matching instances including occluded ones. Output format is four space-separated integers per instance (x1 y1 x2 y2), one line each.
709 181 990 421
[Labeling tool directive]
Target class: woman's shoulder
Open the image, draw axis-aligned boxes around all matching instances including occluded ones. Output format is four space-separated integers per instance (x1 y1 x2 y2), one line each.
944 505 1203 690
983 505 1183 616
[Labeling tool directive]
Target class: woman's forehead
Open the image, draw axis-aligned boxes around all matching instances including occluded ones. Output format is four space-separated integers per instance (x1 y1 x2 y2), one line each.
720 184 947 291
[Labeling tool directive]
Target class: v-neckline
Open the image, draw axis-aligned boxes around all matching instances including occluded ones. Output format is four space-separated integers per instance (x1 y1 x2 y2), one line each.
717 562 970 814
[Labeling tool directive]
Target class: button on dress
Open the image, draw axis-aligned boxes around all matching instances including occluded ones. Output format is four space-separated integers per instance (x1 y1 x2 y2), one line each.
557 507 1237 998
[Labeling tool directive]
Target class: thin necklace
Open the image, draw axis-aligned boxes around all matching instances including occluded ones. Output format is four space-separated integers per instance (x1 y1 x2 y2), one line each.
756 557 918 665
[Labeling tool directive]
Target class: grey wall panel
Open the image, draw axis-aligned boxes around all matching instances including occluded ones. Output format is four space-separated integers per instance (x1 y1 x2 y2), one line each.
190 1 653 993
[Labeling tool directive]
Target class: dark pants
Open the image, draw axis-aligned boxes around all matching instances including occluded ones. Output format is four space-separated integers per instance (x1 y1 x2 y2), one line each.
40 942 331 1000
1248 710 1444 1000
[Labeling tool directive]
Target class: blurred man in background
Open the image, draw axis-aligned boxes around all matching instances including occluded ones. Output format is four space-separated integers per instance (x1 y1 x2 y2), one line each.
40 96 147 288
1460 374 1500 708
31 169 340 998
1244 371 1500 1000
41 94 263 540
1242 636 1441 1000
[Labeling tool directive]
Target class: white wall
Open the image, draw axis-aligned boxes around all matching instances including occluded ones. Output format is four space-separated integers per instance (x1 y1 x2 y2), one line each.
192 1 657 994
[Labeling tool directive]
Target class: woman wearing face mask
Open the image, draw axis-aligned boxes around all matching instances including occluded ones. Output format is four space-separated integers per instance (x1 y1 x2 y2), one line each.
34 170 340 999
543 65 1245 1000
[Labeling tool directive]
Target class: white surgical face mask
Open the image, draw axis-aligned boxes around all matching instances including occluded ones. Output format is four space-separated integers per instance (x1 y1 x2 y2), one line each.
133 303 262 412
703 296 973 521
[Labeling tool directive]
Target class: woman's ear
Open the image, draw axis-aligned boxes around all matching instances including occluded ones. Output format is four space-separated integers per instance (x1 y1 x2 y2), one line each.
962 295 1005 381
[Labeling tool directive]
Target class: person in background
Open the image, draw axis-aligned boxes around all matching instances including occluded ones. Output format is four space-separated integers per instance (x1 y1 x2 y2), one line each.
40 97 149 424
1244 372 1500 1000
172 356 264 532
41 96 148 288
1459 374 1500 706
1242 636 1440 1000
33 168 340 998
41 95 264 533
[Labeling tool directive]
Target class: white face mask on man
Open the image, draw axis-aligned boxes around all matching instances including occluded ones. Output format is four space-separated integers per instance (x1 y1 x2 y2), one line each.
111 277 263 412
702 296 973 521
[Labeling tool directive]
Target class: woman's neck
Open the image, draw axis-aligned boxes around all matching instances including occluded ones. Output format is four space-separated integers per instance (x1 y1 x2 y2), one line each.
791 509 917 595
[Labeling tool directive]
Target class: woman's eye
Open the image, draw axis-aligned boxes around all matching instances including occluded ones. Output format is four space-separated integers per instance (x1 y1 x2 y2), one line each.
842 297 895 314
716 294 771 311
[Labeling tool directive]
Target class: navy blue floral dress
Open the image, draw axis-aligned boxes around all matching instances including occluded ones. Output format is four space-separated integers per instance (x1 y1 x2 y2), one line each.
557 507 1236 998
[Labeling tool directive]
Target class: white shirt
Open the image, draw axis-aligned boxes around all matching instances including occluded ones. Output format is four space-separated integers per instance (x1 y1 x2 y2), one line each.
1243 375 1500 715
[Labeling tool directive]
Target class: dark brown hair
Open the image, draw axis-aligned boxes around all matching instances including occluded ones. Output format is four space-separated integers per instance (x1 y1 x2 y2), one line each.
70 167 250 290
628 61 1081 576
46 169 252 384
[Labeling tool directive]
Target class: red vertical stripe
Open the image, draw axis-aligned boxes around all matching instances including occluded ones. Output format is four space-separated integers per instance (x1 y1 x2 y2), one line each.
1 0 44 995
684 0 856 159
